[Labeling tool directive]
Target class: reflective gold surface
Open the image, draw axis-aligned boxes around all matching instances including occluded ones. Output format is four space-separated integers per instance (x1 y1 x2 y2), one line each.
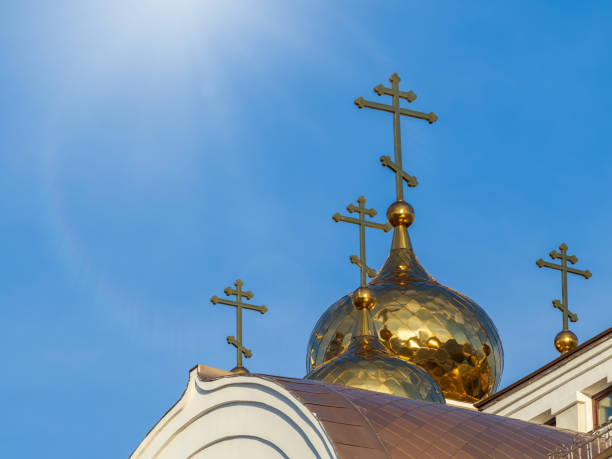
554 330 578 353
307 224 504 403
306 333 445 403
386 200 414 227
352 286 376 310
307 264 445 403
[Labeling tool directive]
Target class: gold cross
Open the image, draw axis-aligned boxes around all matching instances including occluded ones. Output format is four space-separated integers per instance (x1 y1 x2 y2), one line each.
333 196 391 286
536 243 591 331
355 73 438 201
210 279 267 373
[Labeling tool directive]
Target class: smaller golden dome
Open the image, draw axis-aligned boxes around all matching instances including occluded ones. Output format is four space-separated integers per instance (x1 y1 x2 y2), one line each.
554 330 578 354
306 334 445 402
386 200 414 228
306 287 445 403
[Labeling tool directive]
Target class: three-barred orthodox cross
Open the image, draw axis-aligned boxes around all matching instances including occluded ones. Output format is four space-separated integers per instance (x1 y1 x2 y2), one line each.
536 243 591 331
210 279 267 373
332 196 391 287
355 73 438 201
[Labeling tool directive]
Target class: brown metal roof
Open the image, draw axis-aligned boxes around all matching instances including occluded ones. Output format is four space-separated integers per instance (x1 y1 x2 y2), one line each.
262 375 590 459
476 327 612 410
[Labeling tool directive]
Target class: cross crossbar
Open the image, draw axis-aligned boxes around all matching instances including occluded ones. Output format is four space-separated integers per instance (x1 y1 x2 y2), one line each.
332 213 390 231
350 254 377 278
374 84 416 102
380 155 418 187
211 297 268 314
553 300 578 323
226 336 252 358
354 98 438 124
535 260 591 279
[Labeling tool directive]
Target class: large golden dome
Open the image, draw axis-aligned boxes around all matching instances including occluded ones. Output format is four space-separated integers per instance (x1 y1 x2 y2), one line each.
307 202 504 403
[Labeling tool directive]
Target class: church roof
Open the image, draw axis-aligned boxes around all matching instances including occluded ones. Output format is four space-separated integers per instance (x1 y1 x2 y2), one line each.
195 365 588 458
476 327 612 410
264 374 587 459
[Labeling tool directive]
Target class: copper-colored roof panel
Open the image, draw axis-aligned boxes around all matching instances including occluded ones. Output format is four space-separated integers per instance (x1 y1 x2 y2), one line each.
303 404 361 426
377 426 404 450
259 374 591 458
452 450 481 459
322 421 383 450
334 443 389 459
391 442 421 459
363 408 395 428
461 442 495 458
291 388 348 407
493 441 529 458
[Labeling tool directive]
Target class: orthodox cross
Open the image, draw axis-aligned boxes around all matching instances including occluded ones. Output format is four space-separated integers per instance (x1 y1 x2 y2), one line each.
210 279 267 373
332 196 391 286
536 243 591 331
355 73 438 201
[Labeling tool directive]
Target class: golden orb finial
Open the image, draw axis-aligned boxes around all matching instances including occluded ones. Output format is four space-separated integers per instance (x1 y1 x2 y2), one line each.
386 201 414 228
352 287 376 310
554 330 578 354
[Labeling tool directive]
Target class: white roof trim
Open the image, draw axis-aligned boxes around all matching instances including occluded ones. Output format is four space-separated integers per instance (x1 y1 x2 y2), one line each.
131 369 337 459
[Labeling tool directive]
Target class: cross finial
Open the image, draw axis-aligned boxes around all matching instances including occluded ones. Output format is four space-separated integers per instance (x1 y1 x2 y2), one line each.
333 196 391 286
355 73 437 201
536 243 591 353
210 279 267 373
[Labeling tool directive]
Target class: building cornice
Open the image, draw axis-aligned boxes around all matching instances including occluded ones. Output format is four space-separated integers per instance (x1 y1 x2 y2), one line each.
476 328 612 410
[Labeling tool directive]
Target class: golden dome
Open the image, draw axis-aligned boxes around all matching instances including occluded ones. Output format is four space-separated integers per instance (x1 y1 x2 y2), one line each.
307 334 445 402
307 202 504 403
306 287 445 403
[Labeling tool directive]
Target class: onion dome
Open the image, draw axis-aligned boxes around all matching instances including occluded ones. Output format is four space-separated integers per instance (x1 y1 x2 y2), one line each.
307 201 504 403
306 286 445 403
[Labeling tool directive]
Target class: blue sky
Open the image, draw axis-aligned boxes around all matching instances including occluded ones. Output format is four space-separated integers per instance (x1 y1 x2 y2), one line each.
2 1 612 456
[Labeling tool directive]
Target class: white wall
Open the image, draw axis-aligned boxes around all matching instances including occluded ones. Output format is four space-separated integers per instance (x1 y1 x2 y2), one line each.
480 336 612 433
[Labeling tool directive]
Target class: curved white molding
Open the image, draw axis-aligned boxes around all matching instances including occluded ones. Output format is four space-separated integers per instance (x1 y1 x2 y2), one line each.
131 369 337 459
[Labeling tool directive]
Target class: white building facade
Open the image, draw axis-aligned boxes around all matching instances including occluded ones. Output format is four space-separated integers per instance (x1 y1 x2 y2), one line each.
477 328 612 434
